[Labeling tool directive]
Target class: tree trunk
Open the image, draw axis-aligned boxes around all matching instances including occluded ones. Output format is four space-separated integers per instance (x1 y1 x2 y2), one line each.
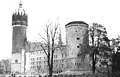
92 53 96 74
112 54 115 77
49 66 53 77
107 64 110 77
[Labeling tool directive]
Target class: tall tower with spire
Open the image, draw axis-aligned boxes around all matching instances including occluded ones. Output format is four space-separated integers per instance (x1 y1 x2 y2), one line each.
11 0 28 74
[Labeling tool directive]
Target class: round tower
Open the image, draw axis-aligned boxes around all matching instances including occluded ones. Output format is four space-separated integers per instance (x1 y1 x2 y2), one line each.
11 1 28 74
65 21 89 70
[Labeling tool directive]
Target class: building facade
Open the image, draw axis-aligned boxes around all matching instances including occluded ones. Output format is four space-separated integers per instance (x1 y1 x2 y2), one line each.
26 42 68 75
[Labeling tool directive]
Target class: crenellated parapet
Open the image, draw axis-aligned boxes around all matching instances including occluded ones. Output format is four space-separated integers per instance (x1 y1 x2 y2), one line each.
12 1 28 26
12 9 28 26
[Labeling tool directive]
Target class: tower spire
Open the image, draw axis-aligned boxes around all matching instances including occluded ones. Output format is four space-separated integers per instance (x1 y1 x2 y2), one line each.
19 0 22 8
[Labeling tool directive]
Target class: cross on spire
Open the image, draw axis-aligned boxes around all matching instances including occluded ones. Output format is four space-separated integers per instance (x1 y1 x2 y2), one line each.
19 0 22 8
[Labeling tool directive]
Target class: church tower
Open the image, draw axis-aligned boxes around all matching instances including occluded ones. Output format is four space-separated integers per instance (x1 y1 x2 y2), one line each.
11 0 28 74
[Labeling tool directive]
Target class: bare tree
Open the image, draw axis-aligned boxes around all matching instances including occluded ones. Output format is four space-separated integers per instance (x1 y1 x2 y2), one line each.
39 21 60 77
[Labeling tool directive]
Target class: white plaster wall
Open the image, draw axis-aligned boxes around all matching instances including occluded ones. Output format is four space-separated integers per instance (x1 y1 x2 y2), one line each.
25 52 30 73
11 64 21 73
11 53 21 73
21 49 25 73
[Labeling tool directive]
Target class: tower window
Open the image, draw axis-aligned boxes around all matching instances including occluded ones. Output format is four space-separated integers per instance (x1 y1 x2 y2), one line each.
77 37 80 40
77 46 79 48
15 59 18 63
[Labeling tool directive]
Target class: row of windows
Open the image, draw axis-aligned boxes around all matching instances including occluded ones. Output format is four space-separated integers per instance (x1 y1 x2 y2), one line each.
31 63 64 69
31 65 47 69
54 54 65 58
31 66 41 69
31 59 65 66
31 59 65 65
31 51 66 58
31 62 35 65
31 58 35 61
30 53 66 61
31 66 35 69
53 59 65 63
31 61 47 64
31 70 63 74
54 55 58 58
31 57 61 62
53 70 63 73
31 61 42 65
53 63 64 69
31 51 43 55
75 62 81 66
31 56 48 61
31 61 48 65
31 57 41 61
37 57 41 60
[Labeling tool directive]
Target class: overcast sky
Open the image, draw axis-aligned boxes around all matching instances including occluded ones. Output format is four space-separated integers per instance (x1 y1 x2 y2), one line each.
0 0 120 60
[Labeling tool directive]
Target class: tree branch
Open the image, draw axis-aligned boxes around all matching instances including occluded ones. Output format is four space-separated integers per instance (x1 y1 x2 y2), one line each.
40 44 48 56
39 34 47 43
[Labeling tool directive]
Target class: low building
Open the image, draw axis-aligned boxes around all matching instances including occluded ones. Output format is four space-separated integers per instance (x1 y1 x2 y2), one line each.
25 42 68 75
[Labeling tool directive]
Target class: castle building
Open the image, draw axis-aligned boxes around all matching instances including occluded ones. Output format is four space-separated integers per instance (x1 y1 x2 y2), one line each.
65 21 90 71
25 21 90 74
11 1 90 75
11 1 28 74
26 39 67 75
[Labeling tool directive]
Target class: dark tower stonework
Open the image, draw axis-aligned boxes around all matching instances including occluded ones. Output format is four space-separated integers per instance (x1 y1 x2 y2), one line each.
11 1 28 74
12 26 27 53
12 3 28 53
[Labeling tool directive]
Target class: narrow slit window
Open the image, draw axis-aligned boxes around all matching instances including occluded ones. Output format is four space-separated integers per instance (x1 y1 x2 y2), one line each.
77 46 79 48
77 37 79 40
